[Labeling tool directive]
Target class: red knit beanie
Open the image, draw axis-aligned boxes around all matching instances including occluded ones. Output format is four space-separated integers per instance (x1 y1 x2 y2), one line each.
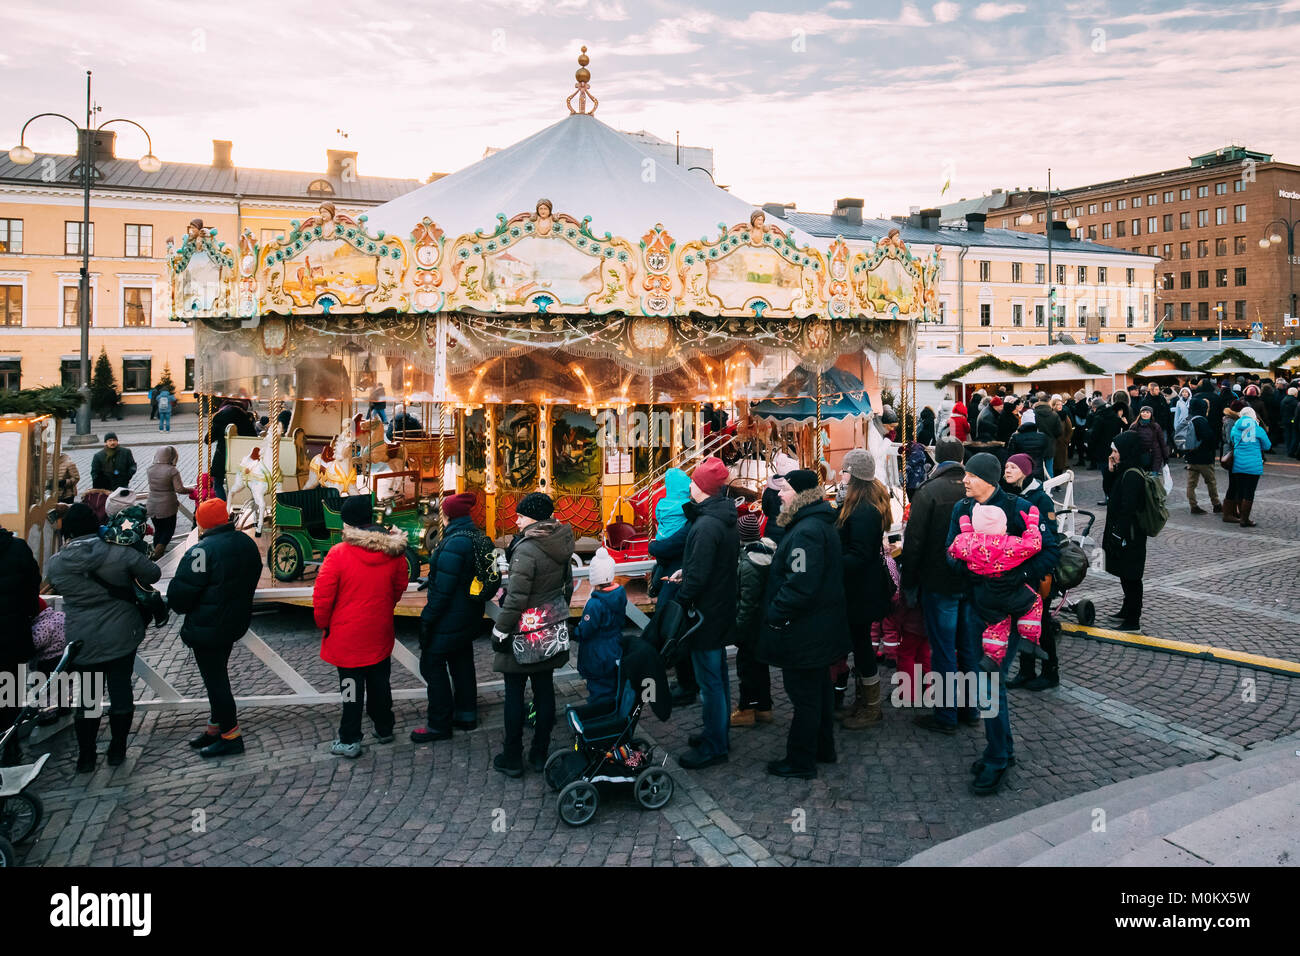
691 457 729 496
442 492 475 520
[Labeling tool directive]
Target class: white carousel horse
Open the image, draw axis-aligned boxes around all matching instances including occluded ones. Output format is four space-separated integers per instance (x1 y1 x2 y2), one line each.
228 425 281 536
303 425 358 496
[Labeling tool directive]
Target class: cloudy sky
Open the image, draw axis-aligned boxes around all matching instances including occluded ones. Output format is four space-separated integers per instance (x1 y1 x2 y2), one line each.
3 0 1299 219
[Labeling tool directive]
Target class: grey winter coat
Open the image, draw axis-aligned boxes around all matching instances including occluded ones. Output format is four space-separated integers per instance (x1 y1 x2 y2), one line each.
146 446 189 519
45 533 161 665
493 519 574 674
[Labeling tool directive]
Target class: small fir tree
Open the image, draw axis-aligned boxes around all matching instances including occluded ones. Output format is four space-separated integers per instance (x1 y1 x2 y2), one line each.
90 346 120 420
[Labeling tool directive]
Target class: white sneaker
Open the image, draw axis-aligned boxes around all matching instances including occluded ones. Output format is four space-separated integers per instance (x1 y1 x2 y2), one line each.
330 739 362 758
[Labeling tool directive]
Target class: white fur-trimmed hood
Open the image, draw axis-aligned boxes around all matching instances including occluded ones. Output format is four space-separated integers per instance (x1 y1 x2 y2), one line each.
342 523 409 555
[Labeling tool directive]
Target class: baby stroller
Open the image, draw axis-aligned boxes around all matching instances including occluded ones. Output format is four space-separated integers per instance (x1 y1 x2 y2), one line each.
1050 508 1098 626
543 627 687 827
0 640 82 867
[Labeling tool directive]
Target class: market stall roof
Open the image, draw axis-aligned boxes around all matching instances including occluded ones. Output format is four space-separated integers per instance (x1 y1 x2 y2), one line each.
365 111 819 248
751 366 872 422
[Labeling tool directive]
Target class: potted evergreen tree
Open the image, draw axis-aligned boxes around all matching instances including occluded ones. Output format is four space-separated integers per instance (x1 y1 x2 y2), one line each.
90 347 121 421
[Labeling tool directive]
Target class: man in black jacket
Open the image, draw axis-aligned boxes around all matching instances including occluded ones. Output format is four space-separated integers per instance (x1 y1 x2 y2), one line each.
167 498 262 757
757 469 850 779
901 438 969 734
1032 392 1062 477
207 399 257 500
671 456 739 770
0 528 41 766
1184 397 1222 515
89 433 137 491
1005 409 1052 480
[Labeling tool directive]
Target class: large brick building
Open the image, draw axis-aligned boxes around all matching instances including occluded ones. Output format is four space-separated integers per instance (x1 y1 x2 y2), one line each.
970 147 1300 342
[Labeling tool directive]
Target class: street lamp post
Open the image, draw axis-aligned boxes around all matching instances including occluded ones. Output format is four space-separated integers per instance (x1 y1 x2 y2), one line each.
1019 169 1078 347
8 70 161 445
1259 194 1298 344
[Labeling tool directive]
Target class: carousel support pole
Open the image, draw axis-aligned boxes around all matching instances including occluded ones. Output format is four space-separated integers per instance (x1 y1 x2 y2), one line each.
433 314 449 507
269 373 281 556
694 406 705 462
200 385 211 492
814 369 824 476
484 403 497 539
537 402 552 498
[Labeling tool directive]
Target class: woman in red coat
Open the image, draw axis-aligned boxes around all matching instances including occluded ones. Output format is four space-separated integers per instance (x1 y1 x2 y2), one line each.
314 495 411 758
949 402 970 442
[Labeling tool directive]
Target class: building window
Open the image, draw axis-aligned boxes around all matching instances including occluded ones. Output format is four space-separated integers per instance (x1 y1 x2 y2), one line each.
1234 180 1246 192
1148 194 1159 205
1132 218 1141 235
1180 271 1191 289
1215 182 1227 195
1180 242 1190 259
1234 235 1246 254
979 304 991 327
1102 201 1112 212
1126 306 1135 327
979 260 991 282
185 358 195 392
1215 268 1228 287
0 360 18 393
939 300 947 323
1234 204 1246 223
1180 212 1190 229
1056 263 1066 284
124 224 153 258
0 219 22 254
1126 268 1135 285
1162 214 1173 231
62 286 92 326
1214 207 1227 226
1087 226 1097 240
1102 223 1112 239
1148 217 1158 233
122 358 151 393
1197 185 1209 198
123 287 152 327
1098 267 1107 283
1147 245 1158 255
1075 206 1084 217
1163 302 1173 323
1117 198 1127 210
1181 302 1191 322
1197 239 1209 257
1078 265 1087 283
1133 196 1142 208
1235 267 1247 286
1180 188 1191 201
1198 270 1209 288
1234 300 1246 322
1034 304 1045 327
65 221 94 255
1088 203 1098 215
1164 191 1175 203
1012 304 1023 327
1215 237 1228 256
307 179 335 197
1197 209 1209 227
1011 261 1022 282
0 285 21 326
1163 244 1172 258
1163 271 1175 289
1002 219 1008 229
1035 263 1045 284
1098 305 1108 327
60 359 83 389
1036 212 1044 223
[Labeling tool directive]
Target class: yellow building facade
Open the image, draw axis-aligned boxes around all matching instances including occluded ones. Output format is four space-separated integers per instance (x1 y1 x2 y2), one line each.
0 135 421 409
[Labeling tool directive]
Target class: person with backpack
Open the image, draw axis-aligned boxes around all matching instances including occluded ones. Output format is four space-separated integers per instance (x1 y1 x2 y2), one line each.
1225 406 1271 529
571 547 624 709
412 493 498 743
1183 397 1222 516
1103 432 1153 632
156 387 173 432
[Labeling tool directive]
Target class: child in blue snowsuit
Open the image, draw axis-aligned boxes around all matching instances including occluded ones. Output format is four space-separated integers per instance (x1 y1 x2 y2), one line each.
573 547 625 709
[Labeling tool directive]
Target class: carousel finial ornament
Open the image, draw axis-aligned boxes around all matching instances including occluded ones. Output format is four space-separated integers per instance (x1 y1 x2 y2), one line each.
566 45 598 115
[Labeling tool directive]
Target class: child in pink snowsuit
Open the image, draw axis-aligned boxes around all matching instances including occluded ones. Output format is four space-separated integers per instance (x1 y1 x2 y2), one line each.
947 503 1044 670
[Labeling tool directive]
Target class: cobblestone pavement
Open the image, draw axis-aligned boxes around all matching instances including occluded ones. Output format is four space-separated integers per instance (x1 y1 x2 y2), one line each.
20 451 1299 866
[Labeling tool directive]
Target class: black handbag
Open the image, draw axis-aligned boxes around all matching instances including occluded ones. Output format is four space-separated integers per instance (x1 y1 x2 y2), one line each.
91 571 169 628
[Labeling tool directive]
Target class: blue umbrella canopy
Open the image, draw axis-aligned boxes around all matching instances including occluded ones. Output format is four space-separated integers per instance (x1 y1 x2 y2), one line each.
750 366 872 423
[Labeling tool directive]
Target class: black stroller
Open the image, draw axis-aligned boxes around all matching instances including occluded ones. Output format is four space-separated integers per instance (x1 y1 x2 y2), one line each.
0 640 81 866
544 614 698 827
1049 508 1098 626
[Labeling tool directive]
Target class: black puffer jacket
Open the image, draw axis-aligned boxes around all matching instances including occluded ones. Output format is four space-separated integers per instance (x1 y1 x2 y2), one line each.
1005 421 1052 479
975 404 1000 442
493 519 574 674
421 516 495 654
677 493 740 651
757 489 851 670
208 402 257 475
837 499 891 634
1103 433 1148 580
0 529 40 669
900 460 967 596
166 523 263 650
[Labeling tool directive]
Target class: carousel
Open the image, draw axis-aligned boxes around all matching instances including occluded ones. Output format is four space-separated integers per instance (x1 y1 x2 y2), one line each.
168 49 935 592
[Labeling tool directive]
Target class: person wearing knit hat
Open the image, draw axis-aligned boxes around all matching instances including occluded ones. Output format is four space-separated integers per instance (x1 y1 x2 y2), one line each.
941 440 1059 794
839 448 875 483
165 485 263 760
758 447 851 778
571 547 625 708
732 509 777 727
340 494 373 528
673 454 740 771
737 511 764 543
1005 453 1035 481
413 492 496 745
1005 409 1051 481
515 491 554 524
935 436 965 464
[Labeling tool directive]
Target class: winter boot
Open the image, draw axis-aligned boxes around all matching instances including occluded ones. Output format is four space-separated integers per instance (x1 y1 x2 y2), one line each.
1006 654 1038 689
74 715 101 773
1024 664 1060 691
729 708 756 728
1221 499 1238 523
1238 499 1256 528
106 712 133 767
841 675 882 730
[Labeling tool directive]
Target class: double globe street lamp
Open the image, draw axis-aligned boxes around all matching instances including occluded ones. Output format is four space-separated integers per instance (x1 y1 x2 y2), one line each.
8 70 161 444
1258 203 1298 342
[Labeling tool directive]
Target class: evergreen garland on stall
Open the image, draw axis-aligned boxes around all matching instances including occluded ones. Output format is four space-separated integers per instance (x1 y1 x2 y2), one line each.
935 351 1107 389
0 386 84 418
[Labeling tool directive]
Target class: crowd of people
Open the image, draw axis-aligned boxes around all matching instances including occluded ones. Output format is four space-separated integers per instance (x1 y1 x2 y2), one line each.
2 370 1290 799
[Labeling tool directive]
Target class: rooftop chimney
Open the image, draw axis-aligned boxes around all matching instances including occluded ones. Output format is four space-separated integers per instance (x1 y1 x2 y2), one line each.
762 202 791 219
76 128 116 163
327 148 358 179
833 197 864 227
965 212 986 234
212 140 233 169
920 207 942 230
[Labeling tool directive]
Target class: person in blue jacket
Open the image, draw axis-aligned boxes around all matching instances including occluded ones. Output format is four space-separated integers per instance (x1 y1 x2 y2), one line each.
572 547 625 709
942 452 1059 796
1226 406 1271 528
647 467 697 705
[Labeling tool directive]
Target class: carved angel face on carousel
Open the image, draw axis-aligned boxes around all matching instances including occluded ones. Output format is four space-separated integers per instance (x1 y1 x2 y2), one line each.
534 199 554 236
749 210 766 243
318 202 337 237
186 218 207 243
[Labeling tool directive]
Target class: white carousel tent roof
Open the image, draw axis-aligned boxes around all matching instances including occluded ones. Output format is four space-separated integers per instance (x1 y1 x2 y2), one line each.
364 112 819 247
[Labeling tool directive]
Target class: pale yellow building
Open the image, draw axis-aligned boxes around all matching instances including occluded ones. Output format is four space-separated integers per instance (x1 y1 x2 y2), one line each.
0 131 422 409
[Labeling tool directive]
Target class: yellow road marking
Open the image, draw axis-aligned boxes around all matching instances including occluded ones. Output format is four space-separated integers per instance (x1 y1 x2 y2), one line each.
1061 622 1300 676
